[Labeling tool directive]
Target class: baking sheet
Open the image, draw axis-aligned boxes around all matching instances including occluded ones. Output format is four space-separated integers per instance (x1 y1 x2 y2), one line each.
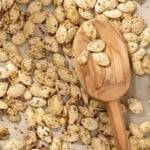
0 1 150 149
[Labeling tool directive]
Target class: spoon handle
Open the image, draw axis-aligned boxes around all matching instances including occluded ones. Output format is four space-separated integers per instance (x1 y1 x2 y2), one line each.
107 100 130 150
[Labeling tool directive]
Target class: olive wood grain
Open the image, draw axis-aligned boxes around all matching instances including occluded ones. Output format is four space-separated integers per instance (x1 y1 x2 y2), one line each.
107 101 129 150
73 16 130 150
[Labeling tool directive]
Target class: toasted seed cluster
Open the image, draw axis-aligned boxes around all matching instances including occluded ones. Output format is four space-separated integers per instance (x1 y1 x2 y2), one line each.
77 24 110 66
0 0 150 150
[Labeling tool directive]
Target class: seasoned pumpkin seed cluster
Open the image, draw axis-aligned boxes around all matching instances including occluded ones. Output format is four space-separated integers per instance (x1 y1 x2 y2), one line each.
77 22 111 67
0 0 150 149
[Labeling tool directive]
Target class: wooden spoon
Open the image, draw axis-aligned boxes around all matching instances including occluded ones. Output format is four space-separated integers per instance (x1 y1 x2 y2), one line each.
73 16 130 150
